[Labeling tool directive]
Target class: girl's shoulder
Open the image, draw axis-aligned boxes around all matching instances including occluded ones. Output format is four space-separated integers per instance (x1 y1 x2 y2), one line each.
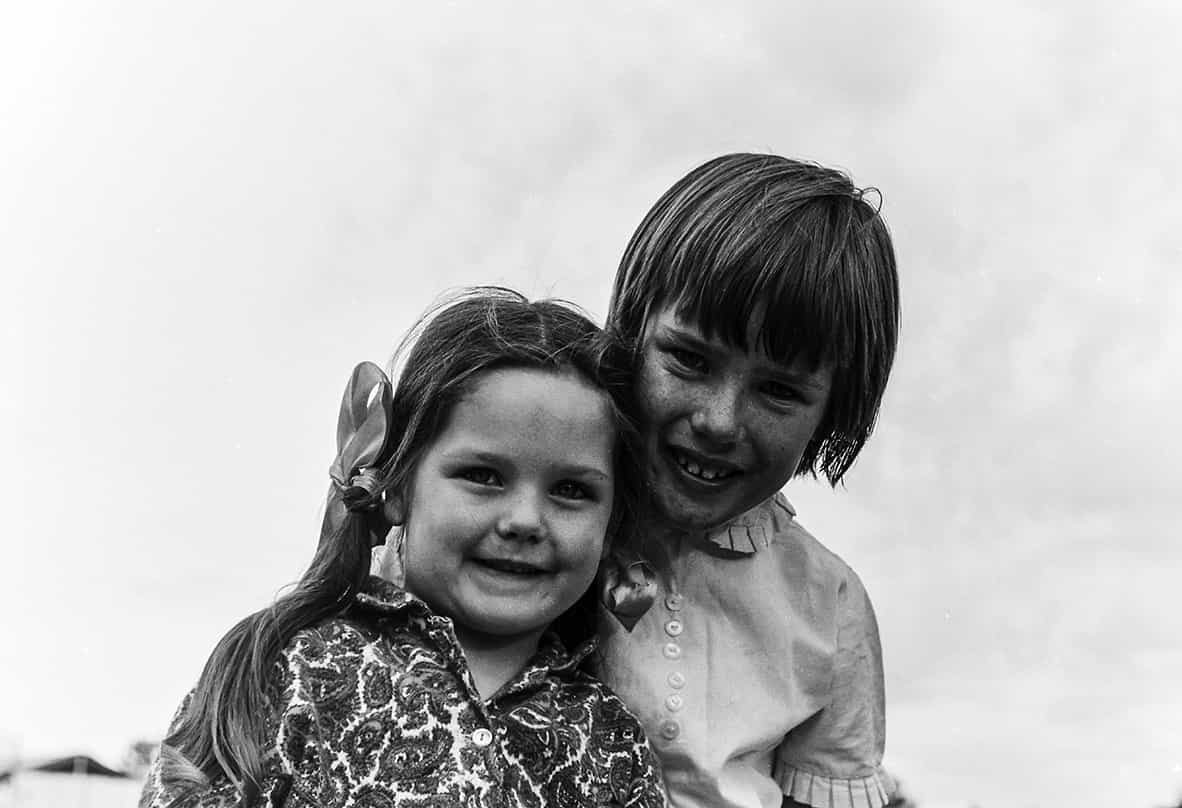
279 578 427 669
275 585 454 703
548 672 663 781
272 613 400 701
745 495 880 642
287 615 383 655
281 617 372 664
762 493 867 592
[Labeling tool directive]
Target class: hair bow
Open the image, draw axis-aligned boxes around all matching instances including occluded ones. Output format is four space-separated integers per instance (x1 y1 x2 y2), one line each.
329 361 394 510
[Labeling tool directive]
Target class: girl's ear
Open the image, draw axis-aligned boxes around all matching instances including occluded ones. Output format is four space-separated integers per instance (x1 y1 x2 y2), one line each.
382 491 406 526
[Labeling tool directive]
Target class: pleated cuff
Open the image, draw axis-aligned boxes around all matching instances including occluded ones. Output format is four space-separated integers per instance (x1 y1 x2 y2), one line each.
774 763 891 808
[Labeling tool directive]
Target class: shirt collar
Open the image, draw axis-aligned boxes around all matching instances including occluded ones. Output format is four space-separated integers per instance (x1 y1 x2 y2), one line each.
352 576 596 675
600 493 799 630
701 491 796 555
354 575 422 615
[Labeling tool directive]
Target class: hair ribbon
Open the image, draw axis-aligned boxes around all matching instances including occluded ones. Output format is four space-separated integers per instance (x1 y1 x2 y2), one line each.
329 361 394 510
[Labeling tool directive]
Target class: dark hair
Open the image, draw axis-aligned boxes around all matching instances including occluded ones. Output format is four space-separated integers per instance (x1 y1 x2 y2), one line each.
610 153 900 484
161 287 641 803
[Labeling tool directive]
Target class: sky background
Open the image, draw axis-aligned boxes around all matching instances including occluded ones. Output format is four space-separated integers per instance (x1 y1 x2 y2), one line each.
2 2 1180 807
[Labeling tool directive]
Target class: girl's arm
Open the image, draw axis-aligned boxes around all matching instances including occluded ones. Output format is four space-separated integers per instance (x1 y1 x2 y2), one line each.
623 733 669 808
139 639 334 808
590 690 667 808
772 569 890 808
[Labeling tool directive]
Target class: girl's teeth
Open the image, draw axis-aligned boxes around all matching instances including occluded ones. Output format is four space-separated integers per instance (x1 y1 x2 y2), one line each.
676 453 728 480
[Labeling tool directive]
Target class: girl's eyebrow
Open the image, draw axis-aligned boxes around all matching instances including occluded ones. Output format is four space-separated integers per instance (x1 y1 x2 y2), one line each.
438 448 504 464
770 368 831 394
658 323 713 349
558 465 612 481
440 448 611 480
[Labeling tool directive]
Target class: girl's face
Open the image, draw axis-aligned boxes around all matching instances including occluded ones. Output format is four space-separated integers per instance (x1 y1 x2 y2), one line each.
635 304 833 533
394 367 615 648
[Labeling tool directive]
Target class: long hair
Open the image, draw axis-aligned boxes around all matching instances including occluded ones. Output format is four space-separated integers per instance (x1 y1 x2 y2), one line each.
611 153 900 484
161 287 641 803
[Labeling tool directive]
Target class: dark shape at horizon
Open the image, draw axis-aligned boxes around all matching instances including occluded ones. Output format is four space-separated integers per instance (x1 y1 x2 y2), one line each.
29 755 129 778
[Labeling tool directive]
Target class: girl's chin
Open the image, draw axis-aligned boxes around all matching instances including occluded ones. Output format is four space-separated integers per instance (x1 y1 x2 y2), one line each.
647 463 741 528
650 488 732 533
651 471 779 533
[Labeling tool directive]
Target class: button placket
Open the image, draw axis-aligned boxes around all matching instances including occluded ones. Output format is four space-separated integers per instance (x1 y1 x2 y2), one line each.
659 584 686 742
466 710 500 787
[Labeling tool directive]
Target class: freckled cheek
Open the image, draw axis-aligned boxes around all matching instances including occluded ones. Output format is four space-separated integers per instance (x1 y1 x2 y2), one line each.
637 373 687 426
763 428 815 473
745 416 800 461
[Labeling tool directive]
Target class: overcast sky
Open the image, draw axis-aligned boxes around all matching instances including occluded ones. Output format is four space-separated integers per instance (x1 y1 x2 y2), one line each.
3 2 1180 807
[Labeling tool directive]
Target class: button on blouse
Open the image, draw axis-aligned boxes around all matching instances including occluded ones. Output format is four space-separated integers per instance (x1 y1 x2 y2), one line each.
597 493 889 808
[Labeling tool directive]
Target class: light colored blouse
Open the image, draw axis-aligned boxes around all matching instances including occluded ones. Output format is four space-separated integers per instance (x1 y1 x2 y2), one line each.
596 493 889 808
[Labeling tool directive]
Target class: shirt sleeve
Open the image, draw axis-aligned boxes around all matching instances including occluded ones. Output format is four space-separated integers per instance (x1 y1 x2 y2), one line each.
591 690 668 808
772 569 890 808
138 642 333 808
622 728 669 808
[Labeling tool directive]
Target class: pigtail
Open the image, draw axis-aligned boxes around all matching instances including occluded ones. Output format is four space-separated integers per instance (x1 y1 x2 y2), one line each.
160 365 395 803
161 506 381 802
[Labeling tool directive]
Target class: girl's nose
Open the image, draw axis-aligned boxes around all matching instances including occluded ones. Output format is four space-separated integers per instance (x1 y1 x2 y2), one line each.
496 490 546 542
689 385 744 446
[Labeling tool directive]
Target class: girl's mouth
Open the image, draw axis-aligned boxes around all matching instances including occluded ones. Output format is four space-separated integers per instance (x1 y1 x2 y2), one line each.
671 450 740 483
475 558 548 576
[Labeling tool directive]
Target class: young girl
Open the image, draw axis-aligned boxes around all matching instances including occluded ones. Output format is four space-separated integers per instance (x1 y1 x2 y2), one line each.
141 288 666 808
595 154 900 808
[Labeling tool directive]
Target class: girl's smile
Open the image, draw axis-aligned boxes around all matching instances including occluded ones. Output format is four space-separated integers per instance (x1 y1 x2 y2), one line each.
668 445 743 483
392 366 615 649
637 304 833 532
471 556 551 575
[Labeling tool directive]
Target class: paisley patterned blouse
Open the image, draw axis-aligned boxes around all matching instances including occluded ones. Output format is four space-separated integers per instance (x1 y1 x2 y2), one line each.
140 577 666 808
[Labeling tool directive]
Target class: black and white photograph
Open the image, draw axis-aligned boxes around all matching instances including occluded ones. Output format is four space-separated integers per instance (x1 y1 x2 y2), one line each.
3 3 1179 807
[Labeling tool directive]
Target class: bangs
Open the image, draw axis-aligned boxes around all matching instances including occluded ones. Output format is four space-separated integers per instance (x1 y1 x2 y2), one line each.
663 200 883 373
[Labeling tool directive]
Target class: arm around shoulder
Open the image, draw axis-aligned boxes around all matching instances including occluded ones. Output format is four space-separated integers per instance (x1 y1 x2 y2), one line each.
773 568 890 808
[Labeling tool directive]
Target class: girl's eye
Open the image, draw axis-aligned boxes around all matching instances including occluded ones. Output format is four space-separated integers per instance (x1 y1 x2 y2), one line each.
762 381 801 405
460 467 501 486
552 480 592 501
667 347 707 372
